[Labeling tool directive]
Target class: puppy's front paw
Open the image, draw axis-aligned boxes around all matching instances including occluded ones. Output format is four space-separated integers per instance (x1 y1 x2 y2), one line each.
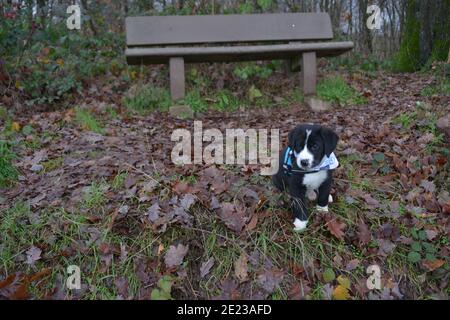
328 194 333 203
316 205 329 212
293 218 308 231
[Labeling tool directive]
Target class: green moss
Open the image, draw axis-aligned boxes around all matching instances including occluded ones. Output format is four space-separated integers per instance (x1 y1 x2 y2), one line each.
393 0 421 72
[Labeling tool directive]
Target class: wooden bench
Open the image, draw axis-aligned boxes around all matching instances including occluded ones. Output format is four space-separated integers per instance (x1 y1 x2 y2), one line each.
125 13 353 101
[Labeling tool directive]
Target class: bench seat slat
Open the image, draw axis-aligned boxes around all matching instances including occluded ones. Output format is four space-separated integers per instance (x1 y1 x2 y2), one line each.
126 13 333 46
126 41 354 64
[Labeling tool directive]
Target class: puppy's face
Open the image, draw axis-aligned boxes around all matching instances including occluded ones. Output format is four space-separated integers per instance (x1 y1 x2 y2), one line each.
288 124 338 170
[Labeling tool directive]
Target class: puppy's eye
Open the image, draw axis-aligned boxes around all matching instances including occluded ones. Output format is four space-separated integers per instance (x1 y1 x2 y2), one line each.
311 144 318 150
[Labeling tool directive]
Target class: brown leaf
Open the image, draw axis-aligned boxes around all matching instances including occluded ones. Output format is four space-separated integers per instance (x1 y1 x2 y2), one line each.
179 193 196 209
216 278 240 300
218 203 246 232
245 214 258 231
26 246 42 265
173 181 190 194
357 220 371 245
0 274 16 289
234 252 249 283
114 276 129 298
422 259 445 272
425 229 438 241
420 180 436 193
146 203 161 223
363 194 380 208
325 218 346 240
257 268 284 293
345 259 360 271
288 281 311 300
164 244 189 269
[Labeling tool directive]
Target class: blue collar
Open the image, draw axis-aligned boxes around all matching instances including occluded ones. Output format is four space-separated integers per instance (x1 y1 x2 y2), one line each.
283 147 339 175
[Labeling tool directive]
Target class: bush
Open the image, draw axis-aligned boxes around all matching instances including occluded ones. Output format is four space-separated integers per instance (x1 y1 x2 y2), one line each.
1 15 125 107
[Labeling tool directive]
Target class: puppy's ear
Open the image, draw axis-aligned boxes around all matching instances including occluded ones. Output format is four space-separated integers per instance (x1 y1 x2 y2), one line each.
320 126 339 157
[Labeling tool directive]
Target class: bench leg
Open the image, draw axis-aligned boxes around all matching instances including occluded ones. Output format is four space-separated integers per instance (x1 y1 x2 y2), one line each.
300 52 317 96
169 57 185 101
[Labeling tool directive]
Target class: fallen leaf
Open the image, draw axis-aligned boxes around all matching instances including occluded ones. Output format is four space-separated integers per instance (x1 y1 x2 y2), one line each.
345 259 360 271
234 252 249 283
180 194 197 211
257 268 284 293
422 259 445 272
200 257 215 278
363 194 380 208
424 229 438 241
323 268 335 283
325 218 346 240
0 274 17 289
245 214 258 231
357 220 371 245
11 121 21 131
337 275 351 289
377 239 396 256
146 203 161 223
288 281 311 300
26 246 42 265
218 202 246 232
164 244 189 269
114 276 129 298
420 180 436 193
332 285 350 300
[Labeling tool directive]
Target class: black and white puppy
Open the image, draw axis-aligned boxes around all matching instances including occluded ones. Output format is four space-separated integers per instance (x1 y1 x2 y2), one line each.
272 124 339 231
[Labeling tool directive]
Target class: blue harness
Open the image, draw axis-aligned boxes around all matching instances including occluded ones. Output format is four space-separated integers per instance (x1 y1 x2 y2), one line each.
282 147 339 175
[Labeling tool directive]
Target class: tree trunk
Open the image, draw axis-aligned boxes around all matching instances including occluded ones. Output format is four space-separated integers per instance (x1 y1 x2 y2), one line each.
418 0 433 65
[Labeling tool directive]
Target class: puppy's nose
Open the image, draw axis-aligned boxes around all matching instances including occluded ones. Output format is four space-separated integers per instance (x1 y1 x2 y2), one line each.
300 160 309 167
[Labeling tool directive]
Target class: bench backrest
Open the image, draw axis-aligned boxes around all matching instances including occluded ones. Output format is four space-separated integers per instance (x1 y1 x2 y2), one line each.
126 13 333 47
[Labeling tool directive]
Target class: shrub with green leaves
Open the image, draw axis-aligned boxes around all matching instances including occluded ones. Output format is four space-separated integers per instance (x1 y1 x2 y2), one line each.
317 76 366 106
213 90 242 111
123 84 171 112
1 16 124 107
233 62 274 80
180 89 208 113
0 141 19 188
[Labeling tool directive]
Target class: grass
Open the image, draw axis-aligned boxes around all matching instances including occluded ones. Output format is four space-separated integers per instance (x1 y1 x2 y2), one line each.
1 167 447 299
317 76 367 106
421 78 450 96
42 156 64 172
75 108 105 134
81 181 108 209
123 84 171 113
0 140 19 188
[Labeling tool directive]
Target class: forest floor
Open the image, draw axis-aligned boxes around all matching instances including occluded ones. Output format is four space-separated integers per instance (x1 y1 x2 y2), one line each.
0 67 449 300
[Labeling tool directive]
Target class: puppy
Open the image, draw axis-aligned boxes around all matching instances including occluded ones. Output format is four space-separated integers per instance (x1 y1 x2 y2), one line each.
272 124 339 231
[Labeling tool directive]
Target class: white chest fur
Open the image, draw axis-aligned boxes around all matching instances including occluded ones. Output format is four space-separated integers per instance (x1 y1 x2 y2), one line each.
302 170 328 191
